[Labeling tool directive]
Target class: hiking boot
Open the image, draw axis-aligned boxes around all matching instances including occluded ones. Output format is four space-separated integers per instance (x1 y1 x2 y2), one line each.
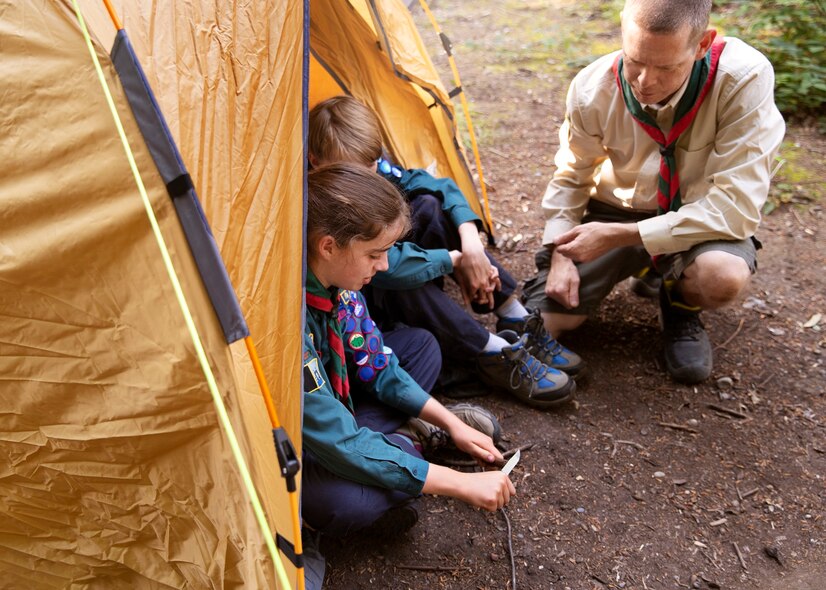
659 286 712 384
476 331 575 408
497 309 585 376
445 402 502 443
396 402 501 454
630 269 662 298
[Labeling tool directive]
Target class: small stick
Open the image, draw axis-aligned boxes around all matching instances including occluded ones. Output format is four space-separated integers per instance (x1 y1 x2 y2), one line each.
501 507 517 590
740 487 760 499
503 443 535 459
659 422 699 434
616 440 645 450
714 317 745 350
707 404 749 420
394 564 472 573
733 542 748 571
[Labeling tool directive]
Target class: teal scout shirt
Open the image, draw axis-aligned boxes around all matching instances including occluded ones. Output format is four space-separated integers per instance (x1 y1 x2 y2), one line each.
371 241 453 291
377 158 481 229
303 271 431 495
372 158 481 291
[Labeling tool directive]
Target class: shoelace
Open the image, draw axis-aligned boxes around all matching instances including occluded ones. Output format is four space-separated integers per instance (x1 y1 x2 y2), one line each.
524 313 565 357
507 347 553 394
424 427 450 451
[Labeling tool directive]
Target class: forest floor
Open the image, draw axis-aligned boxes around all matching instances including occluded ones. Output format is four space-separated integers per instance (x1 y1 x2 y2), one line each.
323 1 826 588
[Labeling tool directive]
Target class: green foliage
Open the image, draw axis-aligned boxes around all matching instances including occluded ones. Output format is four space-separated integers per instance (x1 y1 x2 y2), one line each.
723 0 826 117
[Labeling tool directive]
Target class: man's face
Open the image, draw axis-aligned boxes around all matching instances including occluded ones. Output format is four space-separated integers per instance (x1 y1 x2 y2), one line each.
621 12 712 105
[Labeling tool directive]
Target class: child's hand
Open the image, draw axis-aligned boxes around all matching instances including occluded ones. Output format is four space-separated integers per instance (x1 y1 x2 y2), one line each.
456 222 495 308
449 421 503 466
423 464 515 511
458 470 515 511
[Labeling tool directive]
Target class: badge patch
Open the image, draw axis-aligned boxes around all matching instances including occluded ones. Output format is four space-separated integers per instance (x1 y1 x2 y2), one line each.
349 333 365 349
303 357 325 393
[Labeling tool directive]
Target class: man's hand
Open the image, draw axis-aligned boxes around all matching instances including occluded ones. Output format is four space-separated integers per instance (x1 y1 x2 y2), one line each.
554 222 642 263
545 250 581 309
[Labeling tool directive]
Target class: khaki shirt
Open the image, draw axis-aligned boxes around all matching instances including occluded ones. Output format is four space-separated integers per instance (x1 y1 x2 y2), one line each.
541 37 785 255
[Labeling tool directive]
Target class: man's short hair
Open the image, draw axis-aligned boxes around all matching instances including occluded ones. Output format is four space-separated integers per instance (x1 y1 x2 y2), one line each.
624 0 712 43
308 96 384 167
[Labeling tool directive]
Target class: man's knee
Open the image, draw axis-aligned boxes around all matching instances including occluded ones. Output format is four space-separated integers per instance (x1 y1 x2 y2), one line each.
542 311 587 338
683 251 751 308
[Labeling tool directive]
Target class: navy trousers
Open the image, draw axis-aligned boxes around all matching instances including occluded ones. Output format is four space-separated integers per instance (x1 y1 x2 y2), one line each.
367 193 518 359
301 326 438 537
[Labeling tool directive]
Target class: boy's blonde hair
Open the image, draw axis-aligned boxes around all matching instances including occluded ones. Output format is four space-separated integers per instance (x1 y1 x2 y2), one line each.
308 96 383 167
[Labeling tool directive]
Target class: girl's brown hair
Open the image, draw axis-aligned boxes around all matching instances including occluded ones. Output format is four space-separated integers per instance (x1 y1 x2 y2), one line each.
307 163 410 252
308 96 383 167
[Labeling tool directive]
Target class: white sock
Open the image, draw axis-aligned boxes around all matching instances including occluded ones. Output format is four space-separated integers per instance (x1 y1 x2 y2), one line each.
495 296 529 319
482 332 511 353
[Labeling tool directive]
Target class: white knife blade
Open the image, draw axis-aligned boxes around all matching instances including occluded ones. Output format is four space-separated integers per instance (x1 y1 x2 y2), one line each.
501 448 521 476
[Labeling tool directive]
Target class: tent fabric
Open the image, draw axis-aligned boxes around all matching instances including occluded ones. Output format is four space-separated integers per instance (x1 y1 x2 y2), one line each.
309 0 487 230
1 0 297 587
2 0 479 586
111 29 250 345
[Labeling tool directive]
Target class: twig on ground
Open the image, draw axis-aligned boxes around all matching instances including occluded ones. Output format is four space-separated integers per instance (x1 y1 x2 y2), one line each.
659 422 699 434
706 404 749 420
501 507 517 590
733 542 748 571
503 443 535 459
439 443 534 468
394 564 472 573
740 487 760 500
714 317 745 350
602 432 646 457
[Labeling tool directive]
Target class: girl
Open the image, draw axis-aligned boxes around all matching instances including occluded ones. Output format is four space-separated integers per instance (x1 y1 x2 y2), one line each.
302 163 515 541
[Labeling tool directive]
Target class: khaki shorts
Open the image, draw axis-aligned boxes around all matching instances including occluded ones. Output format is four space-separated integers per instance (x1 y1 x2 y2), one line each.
522 201 760 315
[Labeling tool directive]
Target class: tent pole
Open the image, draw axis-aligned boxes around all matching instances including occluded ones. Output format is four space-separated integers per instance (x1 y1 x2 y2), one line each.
102 0 123 30
416 0 495 239
245 337 306 590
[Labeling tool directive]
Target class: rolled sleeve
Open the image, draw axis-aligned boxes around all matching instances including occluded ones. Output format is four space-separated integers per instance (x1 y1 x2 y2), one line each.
372 242 453 290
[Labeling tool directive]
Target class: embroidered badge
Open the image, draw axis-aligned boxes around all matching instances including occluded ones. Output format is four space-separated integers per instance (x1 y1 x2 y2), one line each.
349 333 365 349
366 334 381 353
303 358 325 393
357 365 376 382
372 353 388 370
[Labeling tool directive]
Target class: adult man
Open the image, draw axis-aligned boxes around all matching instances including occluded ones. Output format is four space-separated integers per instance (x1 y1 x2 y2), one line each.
523 0 785 383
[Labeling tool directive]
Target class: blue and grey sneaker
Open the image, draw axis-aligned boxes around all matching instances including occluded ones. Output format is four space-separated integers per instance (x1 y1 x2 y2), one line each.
477 331 575 408
496 309 585 376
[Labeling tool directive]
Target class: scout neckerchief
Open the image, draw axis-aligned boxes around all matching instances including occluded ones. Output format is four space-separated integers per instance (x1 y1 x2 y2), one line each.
305 272 350 404
613 40 726 214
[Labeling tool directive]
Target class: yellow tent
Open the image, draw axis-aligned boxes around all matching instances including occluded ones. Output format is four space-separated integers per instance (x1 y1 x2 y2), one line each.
0 0 482 588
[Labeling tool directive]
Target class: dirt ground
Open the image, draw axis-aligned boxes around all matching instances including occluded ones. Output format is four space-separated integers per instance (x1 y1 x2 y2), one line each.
322 1 826 588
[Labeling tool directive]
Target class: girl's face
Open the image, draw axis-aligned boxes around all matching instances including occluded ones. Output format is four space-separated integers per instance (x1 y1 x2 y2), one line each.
316 218 406 291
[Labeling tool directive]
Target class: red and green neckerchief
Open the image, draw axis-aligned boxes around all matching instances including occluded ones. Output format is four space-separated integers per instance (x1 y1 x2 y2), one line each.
613 40 726 214
305 274 350 404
